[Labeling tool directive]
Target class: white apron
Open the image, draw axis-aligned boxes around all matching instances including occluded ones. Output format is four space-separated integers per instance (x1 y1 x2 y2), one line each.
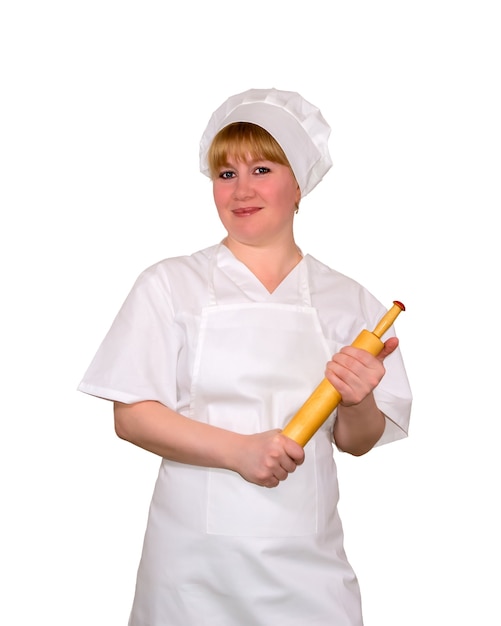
129 248 363 626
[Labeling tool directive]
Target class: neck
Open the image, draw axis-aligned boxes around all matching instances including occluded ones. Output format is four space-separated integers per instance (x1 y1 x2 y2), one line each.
222 236 303 293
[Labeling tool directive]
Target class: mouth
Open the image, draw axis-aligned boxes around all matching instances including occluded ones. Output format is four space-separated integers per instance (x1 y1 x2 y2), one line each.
231 207 262 217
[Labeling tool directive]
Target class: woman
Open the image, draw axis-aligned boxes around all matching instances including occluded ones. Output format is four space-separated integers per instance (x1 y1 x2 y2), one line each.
79 88 412 625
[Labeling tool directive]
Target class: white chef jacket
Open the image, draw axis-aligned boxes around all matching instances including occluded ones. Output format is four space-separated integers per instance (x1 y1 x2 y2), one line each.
78 243 412 625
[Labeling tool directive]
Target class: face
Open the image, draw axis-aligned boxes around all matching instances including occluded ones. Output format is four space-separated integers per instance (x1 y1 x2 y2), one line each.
212 155 301 248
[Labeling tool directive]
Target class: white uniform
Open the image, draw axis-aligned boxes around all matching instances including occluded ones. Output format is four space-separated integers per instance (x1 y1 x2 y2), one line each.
79 243 412 626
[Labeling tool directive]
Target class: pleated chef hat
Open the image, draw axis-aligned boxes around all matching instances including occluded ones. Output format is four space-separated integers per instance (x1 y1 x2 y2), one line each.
199 88 332 198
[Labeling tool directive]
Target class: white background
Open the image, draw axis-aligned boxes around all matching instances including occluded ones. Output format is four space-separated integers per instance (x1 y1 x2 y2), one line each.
1 1 500 624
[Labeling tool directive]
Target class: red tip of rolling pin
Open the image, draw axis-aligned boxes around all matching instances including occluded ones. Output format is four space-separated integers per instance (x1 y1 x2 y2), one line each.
393 300 405 311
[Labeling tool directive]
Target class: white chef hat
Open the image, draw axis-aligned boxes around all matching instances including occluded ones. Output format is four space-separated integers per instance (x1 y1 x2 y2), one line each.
199 88 332 198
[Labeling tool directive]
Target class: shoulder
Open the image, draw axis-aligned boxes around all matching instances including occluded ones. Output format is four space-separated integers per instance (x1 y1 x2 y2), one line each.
134 245 216 287
305 254 378 301
305 254 387 337
126 245 218 309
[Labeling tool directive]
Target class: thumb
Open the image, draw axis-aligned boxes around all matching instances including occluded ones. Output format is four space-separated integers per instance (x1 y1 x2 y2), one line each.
377 336 399 362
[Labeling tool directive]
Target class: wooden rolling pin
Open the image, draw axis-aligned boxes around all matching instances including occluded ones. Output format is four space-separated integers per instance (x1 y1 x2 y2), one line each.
282 301 405 446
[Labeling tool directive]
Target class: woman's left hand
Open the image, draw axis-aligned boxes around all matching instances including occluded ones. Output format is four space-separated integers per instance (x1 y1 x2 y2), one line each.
325 337 399 407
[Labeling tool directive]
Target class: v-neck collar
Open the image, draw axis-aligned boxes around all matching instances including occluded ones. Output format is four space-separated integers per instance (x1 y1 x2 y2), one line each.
216 243 308 303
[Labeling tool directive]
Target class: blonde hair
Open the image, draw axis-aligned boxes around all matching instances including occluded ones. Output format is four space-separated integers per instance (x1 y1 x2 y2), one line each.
207 122 293 179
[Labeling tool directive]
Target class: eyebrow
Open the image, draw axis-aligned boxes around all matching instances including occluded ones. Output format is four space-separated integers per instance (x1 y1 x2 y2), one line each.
221 157 271 168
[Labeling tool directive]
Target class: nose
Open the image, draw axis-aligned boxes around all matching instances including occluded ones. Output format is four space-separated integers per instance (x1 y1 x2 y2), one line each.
233 172 255 200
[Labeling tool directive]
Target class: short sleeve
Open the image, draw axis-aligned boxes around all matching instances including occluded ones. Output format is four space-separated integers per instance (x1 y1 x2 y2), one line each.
77 265 181 407
373 343 412 446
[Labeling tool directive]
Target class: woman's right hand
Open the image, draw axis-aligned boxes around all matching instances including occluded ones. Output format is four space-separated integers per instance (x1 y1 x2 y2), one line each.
232 430 305 488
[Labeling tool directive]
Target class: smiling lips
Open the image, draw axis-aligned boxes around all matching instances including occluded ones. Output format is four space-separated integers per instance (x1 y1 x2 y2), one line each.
231 207 262 216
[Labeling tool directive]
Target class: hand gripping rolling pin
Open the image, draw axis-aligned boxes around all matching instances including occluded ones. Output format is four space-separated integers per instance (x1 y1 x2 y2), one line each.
281 301 405 447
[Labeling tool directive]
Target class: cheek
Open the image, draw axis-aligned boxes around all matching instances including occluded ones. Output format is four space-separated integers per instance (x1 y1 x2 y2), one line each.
277 182 300 209
212 182 230 207
212 184 223 209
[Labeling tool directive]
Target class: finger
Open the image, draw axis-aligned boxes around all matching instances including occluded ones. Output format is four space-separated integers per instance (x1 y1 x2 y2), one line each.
275 468 289 481
326 350 367 381
279 457 298 474
265 477 280 489
335 346 374 369
377 336 399 362
282 437 305 464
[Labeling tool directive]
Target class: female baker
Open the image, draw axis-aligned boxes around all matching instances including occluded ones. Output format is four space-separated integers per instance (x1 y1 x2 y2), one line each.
78 88 412 625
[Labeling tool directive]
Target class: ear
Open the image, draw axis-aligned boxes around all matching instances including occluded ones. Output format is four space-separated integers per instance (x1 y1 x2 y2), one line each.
295 184 301 206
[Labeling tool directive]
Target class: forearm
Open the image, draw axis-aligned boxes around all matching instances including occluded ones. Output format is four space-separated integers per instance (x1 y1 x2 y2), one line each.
114 400 242 470
333 393 385 456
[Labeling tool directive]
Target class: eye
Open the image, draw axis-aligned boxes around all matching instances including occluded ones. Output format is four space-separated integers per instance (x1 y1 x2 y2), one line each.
218 170 235 180
254 166 270 175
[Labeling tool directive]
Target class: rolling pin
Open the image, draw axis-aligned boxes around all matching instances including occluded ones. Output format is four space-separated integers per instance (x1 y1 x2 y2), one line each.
281 301 405 446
